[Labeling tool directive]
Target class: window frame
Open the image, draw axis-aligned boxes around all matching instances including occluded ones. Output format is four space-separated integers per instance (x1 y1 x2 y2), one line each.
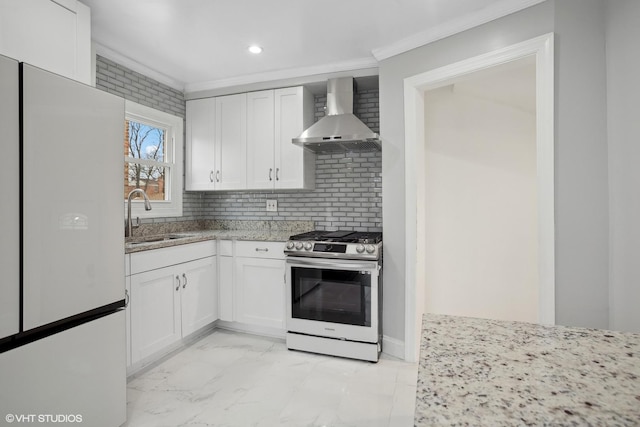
124 100 183 219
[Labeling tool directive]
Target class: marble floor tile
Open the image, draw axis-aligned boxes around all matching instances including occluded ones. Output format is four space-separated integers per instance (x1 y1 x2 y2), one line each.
123 329 418 427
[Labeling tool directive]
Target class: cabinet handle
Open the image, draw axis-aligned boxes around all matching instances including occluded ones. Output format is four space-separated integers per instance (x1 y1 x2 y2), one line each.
255 248 269 252
125 289 130 308
269 168 273 181
175 275 181 291
276 168 280 181
209 171 214 182
182 273 188 289
216 170 221 182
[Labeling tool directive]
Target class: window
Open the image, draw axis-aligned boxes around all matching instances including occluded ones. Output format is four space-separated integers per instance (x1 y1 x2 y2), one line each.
124 101 183 218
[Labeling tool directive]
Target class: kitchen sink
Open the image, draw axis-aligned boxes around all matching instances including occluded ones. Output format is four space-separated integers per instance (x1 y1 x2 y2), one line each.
126 234 195 246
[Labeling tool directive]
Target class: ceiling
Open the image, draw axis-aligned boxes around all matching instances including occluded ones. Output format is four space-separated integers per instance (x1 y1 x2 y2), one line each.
82 0 544 93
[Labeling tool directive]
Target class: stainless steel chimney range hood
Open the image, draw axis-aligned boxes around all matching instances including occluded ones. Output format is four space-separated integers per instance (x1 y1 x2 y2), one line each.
292 77 381 153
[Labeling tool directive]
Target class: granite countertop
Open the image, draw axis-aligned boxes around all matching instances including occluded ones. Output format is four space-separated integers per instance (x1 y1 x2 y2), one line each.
125 219 313 254
415 313 640 426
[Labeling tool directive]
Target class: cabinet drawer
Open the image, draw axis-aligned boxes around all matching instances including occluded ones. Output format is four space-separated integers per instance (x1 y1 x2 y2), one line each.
235 241 285 259
131 240 216 275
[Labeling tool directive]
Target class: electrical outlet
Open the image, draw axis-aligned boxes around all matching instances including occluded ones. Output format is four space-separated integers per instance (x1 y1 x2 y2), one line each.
266 199 278 212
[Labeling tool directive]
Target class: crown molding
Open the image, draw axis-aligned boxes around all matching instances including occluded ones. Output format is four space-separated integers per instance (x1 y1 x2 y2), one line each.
184 56 379 94
372 0 547 61
93 42 185 91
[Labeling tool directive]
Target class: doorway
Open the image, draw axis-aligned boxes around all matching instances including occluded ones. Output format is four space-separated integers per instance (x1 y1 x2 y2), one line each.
424 56 538 322
403 33 555 362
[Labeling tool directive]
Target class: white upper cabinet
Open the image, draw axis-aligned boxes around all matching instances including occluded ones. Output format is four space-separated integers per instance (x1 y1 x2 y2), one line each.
247 90 276 189
0 0 91 85
247 87 315 190
186 86 314 192
186 94 247 191
185 98 216 191
215 93 247 190
273 86 315 190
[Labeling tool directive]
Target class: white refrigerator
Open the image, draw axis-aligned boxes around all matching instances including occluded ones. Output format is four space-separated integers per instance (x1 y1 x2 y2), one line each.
0 55 126 427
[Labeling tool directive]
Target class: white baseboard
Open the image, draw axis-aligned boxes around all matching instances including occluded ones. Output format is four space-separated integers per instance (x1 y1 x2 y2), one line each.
127 323 216 378
216 320 286 340
382 335 405 360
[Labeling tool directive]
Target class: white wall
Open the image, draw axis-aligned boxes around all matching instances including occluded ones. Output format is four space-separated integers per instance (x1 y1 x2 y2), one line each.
606 0 640 332
423 82 538 322
380 0 614 352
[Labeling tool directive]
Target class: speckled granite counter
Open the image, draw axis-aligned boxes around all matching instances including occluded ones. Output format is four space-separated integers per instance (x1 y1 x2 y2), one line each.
415 314 640 426
125 220 313 253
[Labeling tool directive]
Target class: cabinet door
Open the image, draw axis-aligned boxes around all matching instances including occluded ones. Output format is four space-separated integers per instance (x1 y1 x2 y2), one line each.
247 90 275 189
181 256 217 336
215 93 247 190
125 275 131 368
130 266 181 364
274 86 315 189
0 0 91 84
235 257 286 330
186 98 216 190
218 255 234 322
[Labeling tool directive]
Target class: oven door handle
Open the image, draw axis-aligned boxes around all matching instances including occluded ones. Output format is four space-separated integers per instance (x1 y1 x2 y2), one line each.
286 257 379 271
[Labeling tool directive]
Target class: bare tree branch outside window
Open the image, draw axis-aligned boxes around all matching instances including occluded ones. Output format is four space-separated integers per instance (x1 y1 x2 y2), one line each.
125 120 167 200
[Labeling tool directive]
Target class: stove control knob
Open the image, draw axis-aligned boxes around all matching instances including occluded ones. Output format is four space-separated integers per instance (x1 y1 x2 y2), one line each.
303 242 312 251
365 244 376 254
295 242 303 250
285 241 294 250
356 244 365 253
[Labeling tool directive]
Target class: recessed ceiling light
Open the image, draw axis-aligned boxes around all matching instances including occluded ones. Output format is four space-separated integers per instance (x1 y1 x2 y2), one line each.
248 45 263 54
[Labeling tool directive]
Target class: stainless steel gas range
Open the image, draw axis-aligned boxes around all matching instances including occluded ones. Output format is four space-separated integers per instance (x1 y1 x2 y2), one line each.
284 230 382 362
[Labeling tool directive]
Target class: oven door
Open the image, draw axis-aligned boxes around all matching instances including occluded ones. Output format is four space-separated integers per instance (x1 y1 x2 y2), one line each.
286 256 380 343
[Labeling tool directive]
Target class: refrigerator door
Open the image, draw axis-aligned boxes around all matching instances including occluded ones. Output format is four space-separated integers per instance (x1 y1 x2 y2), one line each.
0 310 126 427
22 64 125 330
0 55 20 339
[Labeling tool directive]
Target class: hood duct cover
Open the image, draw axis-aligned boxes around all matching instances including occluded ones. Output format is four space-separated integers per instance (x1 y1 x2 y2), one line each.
292 77 380 153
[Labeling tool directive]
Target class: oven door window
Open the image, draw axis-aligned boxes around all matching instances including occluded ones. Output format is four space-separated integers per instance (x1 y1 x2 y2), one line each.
291 267 371 327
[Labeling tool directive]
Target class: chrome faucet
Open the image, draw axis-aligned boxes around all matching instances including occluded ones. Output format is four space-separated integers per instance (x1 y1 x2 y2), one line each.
126 188 152 237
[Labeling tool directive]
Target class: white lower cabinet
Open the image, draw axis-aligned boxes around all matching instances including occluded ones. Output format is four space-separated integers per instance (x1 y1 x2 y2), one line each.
125 275 131 368
235 257 286 330
126 238 289 369
124 254 131 368
234 241 286 333
128 241 217 367
181 256 218 336
218 240 234 322
130 265 182 364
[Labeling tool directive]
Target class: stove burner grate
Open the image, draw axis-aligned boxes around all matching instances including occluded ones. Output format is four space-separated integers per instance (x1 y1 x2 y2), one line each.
289 230 382 244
